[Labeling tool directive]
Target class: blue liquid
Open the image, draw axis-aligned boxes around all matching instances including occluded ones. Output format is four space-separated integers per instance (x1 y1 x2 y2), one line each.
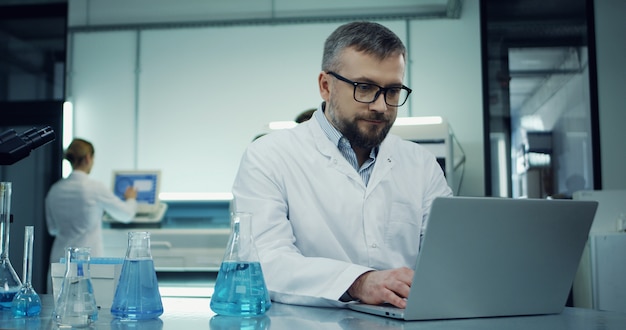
12 290 42 317
210 261 271 316
13 303 42 317
111 259 163 320
0 290 18 310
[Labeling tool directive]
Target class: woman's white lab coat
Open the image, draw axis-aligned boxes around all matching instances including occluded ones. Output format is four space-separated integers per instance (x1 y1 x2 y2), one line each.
45 170 137 264
232 112 452 307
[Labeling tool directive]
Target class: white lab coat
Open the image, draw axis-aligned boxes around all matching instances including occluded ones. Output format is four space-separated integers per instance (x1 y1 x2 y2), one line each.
231 111 453 307
45 170 137 263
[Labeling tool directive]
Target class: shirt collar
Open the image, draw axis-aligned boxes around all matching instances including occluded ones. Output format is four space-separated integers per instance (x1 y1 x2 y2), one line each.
314 102 380 158
314 102 342 147
69 170 89 179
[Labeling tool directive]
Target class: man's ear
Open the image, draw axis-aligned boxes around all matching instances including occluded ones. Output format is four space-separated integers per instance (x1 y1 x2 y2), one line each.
318 72 331 102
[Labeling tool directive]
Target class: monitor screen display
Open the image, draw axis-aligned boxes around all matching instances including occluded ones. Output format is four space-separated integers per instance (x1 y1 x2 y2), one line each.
112 170 160 209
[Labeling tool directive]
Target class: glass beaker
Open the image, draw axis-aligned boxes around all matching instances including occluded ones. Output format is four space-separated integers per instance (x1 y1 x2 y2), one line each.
110 231 163 320
210 212 271 316
0 182 21 310
11 226 42 317
53 247 99 328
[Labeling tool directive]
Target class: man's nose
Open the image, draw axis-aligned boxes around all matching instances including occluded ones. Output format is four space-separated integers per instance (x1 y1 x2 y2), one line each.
369 91 388 112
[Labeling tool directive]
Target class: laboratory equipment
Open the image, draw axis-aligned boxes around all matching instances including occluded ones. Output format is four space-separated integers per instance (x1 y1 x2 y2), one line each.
389 117 465 195
53 247 98 328
0 182 21 310
111 231 163 320
11 226 41 316
0 126 55 165
51 257 124 309
111 170 162 214
573 190 626 312
210 212 271 316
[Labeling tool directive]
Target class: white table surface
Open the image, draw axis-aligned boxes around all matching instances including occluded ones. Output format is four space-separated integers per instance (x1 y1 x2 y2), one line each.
2 294 626 329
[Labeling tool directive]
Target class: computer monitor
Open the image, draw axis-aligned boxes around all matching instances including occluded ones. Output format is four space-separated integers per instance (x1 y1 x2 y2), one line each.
112 170 161 214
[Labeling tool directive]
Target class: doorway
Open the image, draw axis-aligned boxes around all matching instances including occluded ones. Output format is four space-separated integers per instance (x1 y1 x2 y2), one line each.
482 0 600 198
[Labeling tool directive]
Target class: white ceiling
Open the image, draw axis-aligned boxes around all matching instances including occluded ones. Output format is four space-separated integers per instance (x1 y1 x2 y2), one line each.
508 47 584 116
67 0 458 28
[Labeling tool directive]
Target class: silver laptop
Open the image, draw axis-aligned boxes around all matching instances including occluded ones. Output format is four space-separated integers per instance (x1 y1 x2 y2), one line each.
348 196 598 321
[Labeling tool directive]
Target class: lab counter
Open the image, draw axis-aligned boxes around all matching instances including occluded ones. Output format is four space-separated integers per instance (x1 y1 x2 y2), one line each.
102 228 229 271
102 199 232 271
2 295 626 329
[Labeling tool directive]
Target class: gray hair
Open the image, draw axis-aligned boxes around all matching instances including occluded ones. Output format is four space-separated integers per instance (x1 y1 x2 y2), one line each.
322 21 406 72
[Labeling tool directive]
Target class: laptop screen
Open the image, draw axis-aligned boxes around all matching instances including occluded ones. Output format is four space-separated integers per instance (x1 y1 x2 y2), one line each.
112 170 161 213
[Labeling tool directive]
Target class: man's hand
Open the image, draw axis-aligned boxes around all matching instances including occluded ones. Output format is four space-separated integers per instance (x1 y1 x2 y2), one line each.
347 267 414 308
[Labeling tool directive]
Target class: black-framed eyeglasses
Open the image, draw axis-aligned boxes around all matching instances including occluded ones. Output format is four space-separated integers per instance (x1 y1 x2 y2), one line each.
326 71 412 107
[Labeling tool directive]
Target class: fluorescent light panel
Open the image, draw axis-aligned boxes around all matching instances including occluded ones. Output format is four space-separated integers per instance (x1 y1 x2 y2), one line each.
393 116 443 126
268 121 297 130
62 101 74 178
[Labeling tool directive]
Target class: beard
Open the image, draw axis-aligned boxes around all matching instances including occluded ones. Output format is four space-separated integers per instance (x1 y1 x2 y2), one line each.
327 100 394 150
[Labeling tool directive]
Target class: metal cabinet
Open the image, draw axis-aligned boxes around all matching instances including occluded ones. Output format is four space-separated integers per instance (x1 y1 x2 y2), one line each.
573 190 626 312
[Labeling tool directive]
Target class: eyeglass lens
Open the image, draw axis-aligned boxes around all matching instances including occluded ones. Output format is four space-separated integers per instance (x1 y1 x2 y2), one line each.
354 84 409 106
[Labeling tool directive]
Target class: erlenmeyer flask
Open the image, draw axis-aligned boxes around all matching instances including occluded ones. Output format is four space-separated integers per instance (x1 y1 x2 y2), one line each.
111 231 163 320
210 212 271 316
0 182 21 310
11 226 42 317
53 247 99 328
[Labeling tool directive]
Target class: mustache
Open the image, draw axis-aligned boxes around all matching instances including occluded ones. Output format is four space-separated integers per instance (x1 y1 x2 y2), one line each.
358 112 388 122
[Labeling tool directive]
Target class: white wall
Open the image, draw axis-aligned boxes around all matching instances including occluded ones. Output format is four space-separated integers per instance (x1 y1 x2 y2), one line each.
66 0 484 196
71 31 137 174
594 0 626 190
409 0 483 195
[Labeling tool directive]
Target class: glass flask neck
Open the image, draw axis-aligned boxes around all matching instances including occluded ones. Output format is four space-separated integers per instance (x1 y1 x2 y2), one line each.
0 182 12 259
225 212 257 262
231 212 252 240
22 226 34 286
126 231 153 259
65 247 92 278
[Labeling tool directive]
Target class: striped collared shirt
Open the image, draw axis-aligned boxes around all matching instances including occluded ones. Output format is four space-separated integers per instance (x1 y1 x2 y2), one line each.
314 104 378 186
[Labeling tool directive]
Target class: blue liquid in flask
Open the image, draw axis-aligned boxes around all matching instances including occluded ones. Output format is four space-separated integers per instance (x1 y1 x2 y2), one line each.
111 259 163 320
11 288 42 317
210 261 271 316
0 290 18 309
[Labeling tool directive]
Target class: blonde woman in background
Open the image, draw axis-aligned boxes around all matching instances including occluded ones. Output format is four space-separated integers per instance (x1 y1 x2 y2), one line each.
45 138 138 265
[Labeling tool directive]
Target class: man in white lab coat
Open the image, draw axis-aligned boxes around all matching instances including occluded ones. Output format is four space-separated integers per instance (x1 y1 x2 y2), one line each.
232 21 452 308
